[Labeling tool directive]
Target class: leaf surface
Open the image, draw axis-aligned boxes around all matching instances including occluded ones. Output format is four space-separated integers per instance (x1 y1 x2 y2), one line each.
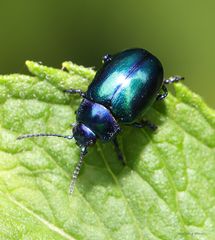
0 61 214 240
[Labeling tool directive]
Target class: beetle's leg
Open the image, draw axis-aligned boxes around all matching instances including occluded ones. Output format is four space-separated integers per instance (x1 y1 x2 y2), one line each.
112 138 125 165
156 85 168 101
102 54 112 64
64 89 86 97
164 75 184 84
156 75 184 101
127 120 157 131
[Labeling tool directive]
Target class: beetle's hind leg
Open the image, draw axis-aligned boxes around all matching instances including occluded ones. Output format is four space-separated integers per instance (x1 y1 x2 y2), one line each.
112 138 125 165
64 89 86 97
127 120 157 131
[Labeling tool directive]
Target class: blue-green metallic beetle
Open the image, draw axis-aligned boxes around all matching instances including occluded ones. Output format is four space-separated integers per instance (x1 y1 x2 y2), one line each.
18 48 184 193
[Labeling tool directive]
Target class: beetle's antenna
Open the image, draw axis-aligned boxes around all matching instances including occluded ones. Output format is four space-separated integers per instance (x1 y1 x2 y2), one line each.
17 133 73 140
69 147 87 194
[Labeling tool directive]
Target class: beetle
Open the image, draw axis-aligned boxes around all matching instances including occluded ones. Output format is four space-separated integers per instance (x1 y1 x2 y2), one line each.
17 48 184 193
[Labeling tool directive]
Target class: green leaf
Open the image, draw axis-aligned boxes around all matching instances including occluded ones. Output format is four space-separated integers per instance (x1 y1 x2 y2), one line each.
0 61 214 240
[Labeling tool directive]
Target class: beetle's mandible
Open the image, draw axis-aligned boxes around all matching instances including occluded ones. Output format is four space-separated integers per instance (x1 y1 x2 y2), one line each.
18 48 184 193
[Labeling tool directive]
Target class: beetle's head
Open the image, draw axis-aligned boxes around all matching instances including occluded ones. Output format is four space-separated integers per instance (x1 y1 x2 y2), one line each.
73 123 97 149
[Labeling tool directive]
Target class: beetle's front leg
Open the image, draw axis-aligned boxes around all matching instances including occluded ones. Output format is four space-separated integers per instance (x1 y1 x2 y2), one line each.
127 120 157 131
112 138 125 165
64 89 86 97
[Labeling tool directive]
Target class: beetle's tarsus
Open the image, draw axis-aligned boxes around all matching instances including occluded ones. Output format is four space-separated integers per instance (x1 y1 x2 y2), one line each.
64 89 86 97
127 120 157 131
164 75 184 84
112 138 125 165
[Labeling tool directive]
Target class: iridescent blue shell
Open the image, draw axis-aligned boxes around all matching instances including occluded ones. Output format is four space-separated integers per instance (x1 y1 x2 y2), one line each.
76 99 120 142
86 48 164 122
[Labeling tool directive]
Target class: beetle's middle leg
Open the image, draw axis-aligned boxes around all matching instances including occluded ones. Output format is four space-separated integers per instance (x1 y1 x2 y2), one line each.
164 75 184 84
64 89 86 97
157 75 184 101
127 120 157 131
156 85 168 101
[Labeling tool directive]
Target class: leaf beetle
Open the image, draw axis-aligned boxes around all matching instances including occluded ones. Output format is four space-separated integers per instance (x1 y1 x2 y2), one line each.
18 48 184 193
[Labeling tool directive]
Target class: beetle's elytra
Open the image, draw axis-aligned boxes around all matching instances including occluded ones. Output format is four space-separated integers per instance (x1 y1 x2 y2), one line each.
18 48 184 193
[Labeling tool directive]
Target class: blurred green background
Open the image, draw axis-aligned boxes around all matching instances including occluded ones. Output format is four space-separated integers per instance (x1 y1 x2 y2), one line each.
0 0 214 107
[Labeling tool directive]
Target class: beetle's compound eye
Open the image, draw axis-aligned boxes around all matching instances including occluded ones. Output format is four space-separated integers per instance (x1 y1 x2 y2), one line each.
102 54 112 64
73 123 97 148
